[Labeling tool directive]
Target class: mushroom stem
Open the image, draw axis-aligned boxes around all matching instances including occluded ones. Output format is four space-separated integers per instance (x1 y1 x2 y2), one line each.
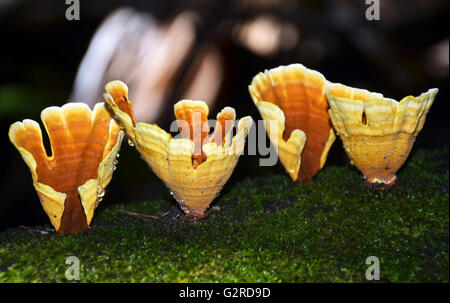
365 174 397 190
179 203 211 221
181 211 211 221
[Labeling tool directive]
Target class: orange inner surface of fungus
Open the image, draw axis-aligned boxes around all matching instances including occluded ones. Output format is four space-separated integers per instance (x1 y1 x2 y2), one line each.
174 104 236 169
255 69 332 183
107 86 137 126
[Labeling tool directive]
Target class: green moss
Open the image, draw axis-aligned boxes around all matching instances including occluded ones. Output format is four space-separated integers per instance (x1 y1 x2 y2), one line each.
0 149 448 282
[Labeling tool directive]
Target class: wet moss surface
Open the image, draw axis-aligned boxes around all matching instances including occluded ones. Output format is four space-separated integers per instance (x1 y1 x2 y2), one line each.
0 149 448 282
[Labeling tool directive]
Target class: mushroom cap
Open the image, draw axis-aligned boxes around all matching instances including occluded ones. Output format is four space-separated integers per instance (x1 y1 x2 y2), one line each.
104 80 252 217
249 63 335 183
326 83 438 186
9 103 124 233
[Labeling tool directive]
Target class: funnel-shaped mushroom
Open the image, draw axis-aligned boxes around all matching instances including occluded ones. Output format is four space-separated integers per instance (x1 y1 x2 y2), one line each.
9 103 124 233
249 64 335 183
327 83 437 188
104 80 252 219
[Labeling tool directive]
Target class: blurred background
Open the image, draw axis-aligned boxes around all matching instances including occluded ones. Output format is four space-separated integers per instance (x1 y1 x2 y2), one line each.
0 0 448 231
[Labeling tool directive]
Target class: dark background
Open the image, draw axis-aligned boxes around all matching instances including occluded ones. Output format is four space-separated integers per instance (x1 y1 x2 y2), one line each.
0 0 448 231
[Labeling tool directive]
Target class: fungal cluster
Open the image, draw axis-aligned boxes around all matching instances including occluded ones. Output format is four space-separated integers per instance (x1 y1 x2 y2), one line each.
8 64 437 233
250 63 437 188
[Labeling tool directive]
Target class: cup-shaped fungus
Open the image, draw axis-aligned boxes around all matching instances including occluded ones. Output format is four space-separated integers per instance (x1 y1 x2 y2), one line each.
249 64 335 183
9 103 124 233
326 83 437 188
104 80 252 219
